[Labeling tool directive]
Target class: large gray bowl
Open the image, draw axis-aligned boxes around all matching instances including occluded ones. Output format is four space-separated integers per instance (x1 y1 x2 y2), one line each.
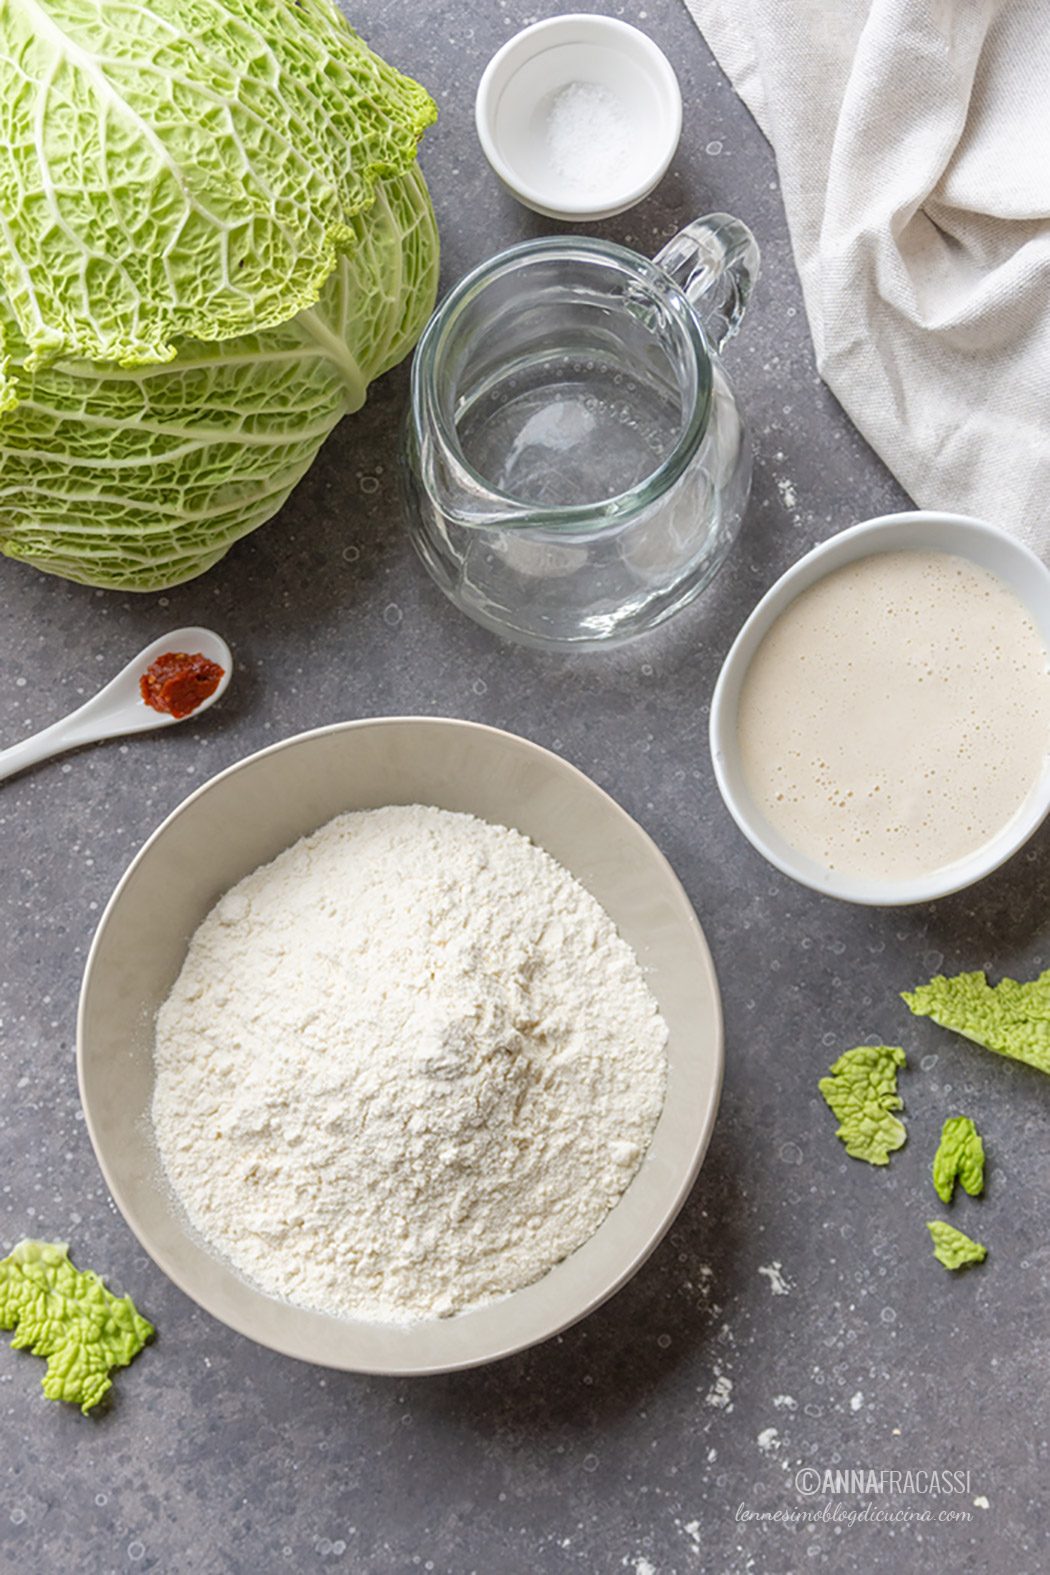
77 718 723 1374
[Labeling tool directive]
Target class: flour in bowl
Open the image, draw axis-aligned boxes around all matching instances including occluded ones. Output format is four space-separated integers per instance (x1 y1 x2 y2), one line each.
151 805 668 1322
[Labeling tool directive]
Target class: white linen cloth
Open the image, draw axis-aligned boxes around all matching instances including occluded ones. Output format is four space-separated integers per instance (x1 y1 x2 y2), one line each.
682 0 1050 557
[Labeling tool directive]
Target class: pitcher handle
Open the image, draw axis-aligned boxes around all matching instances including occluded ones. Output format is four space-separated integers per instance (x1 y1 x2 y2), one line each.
653 214 760 351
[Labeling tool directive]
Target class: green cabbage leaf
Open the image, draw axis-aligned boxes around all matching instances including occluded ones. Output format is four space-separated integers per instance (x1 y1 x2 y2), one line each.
926 1221 987 1272
0 0 438 589
0 1240 154 1413
932 1115 985 1204
818 1044 907 1165
903 970 1050 1077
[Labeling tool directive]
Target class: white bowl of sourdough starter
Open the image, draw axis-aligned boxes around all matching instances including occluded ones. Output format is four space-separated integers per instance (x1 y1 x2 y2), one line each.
78 718 722 1374
710 512 1050 906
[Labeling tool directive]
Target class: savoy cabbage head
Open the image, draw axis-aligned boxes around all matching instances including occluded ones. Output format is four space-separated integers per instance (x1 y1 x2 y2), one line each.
0 0 439 589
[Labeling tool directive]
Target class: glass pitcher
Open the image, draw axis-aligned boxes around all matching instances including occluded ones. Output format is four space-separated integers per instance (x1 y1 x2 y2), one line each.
400 214 759 650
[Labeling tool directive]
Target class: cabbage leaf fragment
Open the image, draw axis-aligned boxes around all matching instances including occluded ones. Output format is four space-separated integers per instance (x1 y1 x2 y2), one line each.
0 1240 154 1413
903 970 1050 1076
926 1221 987 1272
932 1116 985 1204
818 1045 907 1165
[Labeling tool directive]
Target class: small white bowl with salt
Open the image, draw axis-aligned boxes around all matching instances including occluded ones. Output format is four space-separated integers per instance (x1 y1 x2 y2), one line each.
475 14 682 221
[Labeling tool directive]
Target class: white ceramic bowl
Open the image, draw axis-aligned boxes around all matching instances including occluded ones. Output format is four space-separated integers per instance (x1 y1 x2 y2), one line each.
710 512 1050 906
475 14 682 221
78 718 723 1374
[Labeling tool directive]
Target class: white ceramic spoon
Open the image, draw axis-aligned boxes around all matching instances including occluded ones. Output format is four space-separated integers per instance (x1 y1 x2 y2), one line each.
0 626 233 784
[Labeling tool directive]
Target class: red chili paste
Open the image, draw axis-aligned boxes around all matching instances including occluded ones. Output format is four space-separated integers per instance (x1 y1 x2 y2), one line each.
140 651 224 720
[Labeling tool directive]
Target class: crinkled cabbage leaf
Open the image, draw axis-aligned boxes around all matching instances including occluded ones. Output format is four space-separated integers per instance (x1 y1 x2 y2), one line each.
903 969 1050 1077
932 1115 985 1204
0 0 438 589
818 1044 907 1166
0 1240 154 1413
926 1221 987 1272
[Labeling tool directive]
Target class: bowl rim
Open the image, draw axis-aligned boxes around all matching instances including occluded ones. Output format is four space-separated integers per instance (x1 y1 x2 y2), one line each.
709 511 1050 907
77 715 724 1374
474 13 683 222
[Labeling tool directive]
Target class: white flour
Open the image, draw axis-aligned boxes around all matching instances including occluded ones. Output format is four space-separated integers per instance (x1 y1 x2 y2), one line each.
151 805 668 1323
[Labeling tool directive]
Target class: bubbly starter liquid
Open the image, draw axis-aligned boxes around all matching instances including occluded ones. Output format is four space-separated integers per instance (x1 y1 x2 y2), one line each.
737 551 1050 881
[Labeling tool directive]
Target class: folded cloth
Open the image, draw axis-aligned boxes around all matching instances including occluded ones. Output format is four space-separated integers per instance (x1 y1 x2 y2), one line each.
683 0 1050 557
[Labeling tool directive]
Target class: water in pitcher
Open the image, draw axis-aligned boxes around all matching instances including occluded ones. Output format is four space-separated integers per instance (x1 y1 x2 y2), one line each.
454 347 687 508
402 231 756 647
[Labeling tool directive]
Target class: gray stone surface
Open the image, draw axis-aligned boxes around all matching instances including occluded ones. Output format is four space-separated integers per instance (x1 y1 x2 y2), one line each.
0 1 1045 1570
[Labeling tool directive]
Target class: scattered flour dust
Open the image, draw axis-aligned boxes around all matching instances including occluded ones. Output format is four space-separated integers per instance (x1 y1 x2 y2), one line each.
151 805 669 1323
776 475 798 511
705 1368 734 1410
680 1521 702 1553
758 1260 791 1295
